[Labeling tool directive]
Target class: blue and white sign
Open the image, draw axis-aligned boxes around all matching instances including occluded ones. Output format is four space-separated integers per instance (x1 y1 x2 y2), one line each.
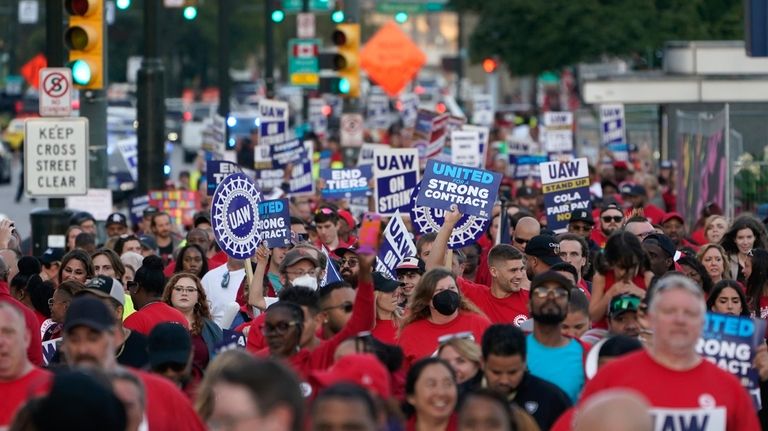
416 160 501 219
271 138 306 166
510 154 548 179
254 168 284 192
358 143 387 166
309 98 327 136
373 148 420 215
257 198 291 248
697 312 767 409
207 160 241 196
540 158 591 233
366 91 390 130
599 104 628 161
287 141 314 196
409 183 490 249
116 136 138 181
211 173 263 259
259 99 289 146
400 93 419 128
450 130 481 168
462 125 489 168
320 166 372 199
472 94 493 126
129 194 150 227
375 210 417 278
541 111 573 152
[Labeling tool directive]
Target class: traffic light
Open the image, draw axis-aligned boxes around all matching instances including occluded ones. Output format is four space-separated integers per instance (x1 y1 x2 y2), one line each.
183 6 198 20
65 0 105 89
116 0 130 10
394 11 408 23
271 0 285 23
331 23 360 98
331 1 344 23
482 57 498 73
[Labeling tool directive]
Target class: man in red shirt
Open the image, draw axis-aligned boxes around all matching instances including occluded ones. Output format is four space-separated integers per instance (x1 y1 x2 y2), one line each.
60 297 206 431
314 207 349 255
124 265 189 335
0 258 43 366
590 203 624 249
661 212 699 251
620 183 665 225
580 274 760 430
0 302 52 427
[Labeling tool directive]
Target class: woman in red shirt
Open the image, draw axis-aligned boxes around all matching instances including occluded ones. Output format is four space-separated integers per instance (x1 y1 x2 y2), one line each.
371 272 404 344
404 357 458 431
397 268 490 369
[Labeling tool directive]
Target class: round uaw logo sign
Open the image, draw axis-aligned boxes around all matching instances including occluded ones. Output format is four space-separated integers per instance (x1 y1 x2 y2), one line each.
409 182 490 249
211 173 262 260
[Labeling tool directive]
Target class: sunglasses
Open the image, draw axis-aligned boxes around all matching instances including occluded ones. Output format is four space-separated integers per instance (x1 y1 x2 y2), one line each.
569 224 592 232
602 216 624 223
157 362 186 373
437 331 475 345
323 302 353 313
532 287 569 299
221 271 230 289
339 258 359 268
513 236 530 245
261 321 301 335
610 295 641 314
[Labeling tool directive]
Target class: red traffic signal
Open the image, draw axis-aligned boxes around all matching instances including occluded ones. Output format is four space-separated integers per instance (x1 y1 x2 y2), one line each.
482 57 498 74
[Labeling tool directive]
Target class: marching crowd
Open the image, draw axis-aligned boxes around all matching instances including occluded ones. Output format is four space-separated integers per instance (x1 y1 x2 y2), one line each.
0 138 767 431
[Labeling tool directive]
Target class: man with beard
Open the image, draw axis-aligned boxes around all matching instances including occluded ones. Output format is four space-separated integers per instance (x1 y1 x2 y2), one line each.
524 235 563 281
334 246 359 287
661 212 698 251
481 324 572 431
620 184 665 225
590 203 624 249
607 294 641 338
525 272 585 402
318 281 356 339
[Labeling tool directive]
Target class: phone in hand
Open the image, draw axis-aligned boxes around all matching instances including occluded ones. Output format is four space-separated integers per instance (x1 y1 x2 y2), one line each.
357 213 382 255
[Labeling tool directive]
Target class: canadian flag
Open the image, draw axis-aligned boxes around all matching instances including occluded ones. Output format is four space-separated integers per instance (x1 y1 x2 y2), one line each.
293 44 318 58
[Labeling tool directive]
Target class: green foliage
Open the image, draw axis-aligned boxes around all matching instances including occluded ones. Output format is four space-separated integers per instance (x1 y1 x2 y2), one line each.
452 0 744 75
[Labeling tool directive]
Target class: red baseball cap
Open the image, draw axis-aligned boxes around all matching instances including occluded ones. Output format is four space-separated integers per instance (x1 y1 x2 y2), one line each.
662 212 685 225
309 353 391 398
337 209 357 229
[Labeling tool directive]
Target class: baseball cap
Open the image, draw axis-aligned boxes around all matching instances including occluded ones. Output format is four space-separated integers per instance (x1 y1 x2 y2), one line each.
373 272 404 293
585 335 643 379
642 233 677 260
310 353 391 398
516 186 539 198
148 323 192 368
660 160 674 169
608 294 641 318
64 297 116 333
337 209 357 229
38 247 64 265
143 206 159 218
530 271 573 292
395 256 425 274
600 203 623 215
279 248 320 272
193 212 211 227
613 160 632 171
138 235 158 251
619 184 646 196
569 209 594 225
524 235 563 266
333 245 358 257
106 212 128 227
661 212 685 225
83 275 126 306
69 211 95 226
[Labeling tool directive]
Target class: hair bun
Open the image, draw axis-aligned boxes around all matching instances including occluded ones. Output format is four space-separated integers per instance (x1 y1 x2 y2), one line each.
142 255 164 271
17 256 41 276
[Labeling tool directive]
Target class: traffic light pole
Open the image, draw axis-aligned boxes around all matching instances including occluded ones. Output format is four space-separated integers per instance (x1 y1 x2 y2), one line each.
218 0 231 147
301 0 309 126
137 0 166 194
343 0 360 114
45 0 65 210
265 0 275 98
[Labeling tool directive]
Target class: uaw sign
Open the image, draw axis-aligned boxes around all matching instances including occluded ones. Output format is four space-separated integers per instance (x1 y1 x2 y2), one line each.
410 182 490 249
211 173 263 260
539 158 590 233
259 99 289 146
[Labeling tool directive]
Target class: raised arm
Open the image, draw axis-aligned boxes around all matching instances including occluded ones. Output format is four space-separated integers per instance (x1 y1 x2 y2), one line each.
426 206 462 272
247 243 270 312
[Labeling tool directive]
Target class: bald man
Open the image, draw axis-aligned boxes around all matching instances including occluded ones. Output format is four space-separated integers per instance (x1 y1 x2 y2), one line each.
511 217 540 253
574 389 651 431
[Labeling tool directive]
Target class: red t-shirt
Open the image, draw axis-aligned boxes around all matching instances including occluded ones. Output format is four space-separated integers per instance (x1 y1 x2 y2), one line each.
135 370 205 431
473 235 493 287
123 302 190 335
592 271 646 330
641 203 666 226
0 367 52 426
245 313 267 353
398 311 491 369
590 229 609 250
0 284 43 366
371 318 398 345
458 277 529 325
580 350 760 431
208 250 228 270
405 413 457 431
577 279 591 300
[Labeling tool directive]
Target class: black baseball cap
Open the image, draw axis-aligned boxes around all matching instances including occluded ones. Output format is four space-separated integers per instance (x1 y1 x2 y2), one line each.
569 209 594 225
530 271 573 292
373 272 404 293
38 248 64 265
106 212 128 227
642 233 676 259
64 297 116 333
620 184 646 196
193 212 211 227
524 235 563 266
138 235 158 251
148 323 192 368
69 211 95 226
516 186 539 198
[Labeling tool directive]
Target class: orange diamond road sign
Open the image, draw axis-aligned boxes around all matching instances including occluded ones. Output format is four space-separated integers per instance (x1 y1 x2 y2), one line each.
360 21 426 98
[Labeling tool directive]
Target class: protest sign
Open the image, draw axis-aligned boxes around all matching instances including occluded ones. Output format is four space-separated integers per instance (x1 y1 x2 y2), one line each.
320 166 372 199
254 168 284 192
148 190 201 227
308 98 327 136
211 173 262 259
66 188 113 221
375 210 417 278
366 91 390 130
539 158 591 233
409 183 490 249
416 160 501 219
214 329 246 354
259 99 289 146
450 130 481 168
472 94 493 126
42 337 61 365
373 148 419 215
358 143 387 166
599 103 629 161
271 138 306 166
115 136 138 181
510 154 548 179
320 246 344 287
129 195 150 227
696 312 767 408
287 142 314 196
412 109 449 167
400 93 419 128
541 111 573 152
462 125 489 167
207 160 240 196
202 114 226 156
257 198 291 248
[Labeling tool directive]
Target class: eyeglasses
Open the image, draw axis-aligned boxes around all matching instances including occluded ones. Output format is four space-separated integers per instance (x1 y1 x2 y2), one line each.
339 258 358 268
532 287 569 299
221 271 230 289
513 236 531 245
437 331 475 345
609 295 641 314
173 286 198 294
261 321 300 335
286 269 318 278
602 216 624 223
323 302 353 313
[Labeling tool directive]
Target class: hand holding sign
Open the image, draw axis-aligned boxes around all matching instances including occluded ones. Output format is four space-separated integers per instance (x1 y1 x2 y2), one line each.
443 205 462 227
754 344 768 382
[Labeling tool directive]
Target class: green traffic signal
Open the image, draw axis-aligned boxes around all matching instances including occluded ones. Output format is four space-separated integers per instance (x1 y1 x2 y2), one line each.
338 77 351 94
331 10 344 23
183 6 197 20
394 11 408 23
70 60 92 86
116 0 131 10
272 9 285 23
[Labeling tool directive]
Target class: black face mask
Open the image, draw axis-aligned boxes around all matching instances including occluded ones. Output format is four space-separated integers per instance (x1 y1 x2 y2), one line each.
432 290 460 316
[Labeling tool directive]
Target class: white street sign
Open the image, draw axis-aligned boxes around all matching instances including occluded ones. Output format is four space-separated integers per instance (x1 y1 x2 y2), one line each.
297 13 315 39
39 68 72 117
164 0 184 7
341 113 363 147
25 118 89 196
18 0 38 24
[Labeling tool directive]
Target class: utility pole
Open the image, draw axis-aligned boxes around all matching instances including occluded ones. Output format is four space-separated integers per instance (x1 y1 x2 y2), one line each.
301 0 309 125
218 0 231 147
137 0 166 194
265 0 275 98
343 0 360 114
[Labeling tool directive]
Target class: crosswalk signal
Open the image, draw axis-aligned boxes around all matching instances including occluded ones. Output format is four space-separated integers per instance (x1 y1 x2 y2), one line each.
331 23 360 98
65 0 105 89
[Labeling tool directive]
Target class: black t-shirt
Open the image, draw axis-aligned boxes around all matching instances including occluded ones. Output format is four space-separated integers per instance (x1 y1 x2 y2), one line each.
117 330 149 369
514 372 572 431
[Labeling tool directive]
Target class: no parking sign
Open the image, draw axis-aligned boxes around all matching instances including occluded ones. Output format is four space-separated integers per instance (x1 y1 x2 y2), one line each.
211 173 263 259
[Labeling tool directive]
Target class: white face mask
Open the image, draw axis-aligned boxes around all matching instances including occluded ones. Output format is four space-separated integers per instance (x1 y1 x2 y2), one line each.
292 274 318 291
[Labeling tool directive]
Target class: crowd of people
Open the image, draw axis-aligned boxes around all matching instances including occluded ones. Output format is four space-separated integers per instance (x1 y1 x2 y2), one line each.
1 134 768 431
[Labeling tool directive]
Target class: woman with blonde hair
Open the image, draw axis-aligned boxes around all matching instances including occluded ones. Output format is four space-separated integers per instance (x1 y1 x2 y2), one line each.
436 334 483 403
697 243 732 283
703 215 728 244
397 268 490 369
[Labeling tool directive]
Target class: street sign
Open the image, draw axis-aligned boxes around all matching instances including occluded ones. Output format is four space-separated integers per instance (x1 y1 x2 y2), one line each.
375 0 447 13
24 117 89 197
288 38 320 88
341 113 363 147
18 0 39 24
283 0 331 12
360 21 426 97
164 0 184 7
211 173 263 260
297 13 315 38
39 68 73 117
